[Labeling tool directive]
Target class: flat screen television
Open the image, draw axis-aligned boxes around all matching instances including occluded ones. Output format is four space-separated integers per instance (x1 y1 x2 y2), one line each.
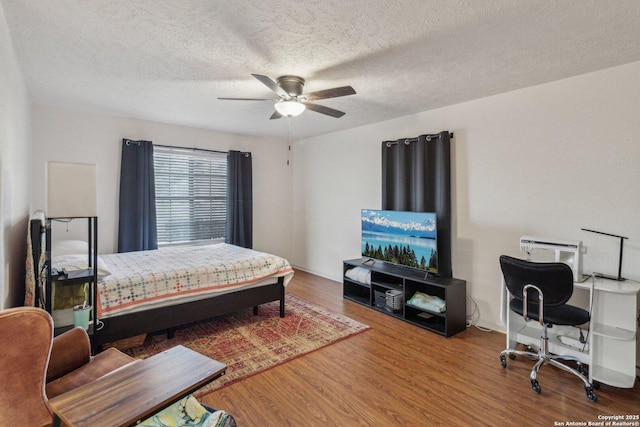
361 209 438 273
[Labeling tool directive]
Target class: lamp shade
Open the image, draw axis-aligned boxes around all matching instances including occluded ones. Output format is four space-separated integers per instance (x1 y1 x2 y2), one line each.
46 161 97 218
274 100 305 117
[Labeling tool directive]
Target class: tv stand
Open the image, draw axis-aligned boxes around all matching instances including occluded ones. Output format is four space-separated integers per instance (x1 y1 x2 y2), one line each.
343 258 466 337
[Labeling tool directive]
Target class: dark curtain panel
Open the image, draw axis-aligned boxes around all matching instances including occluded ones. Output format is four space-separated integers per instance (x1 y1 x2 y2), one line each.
118 139 158 252
381 131 452 277
226 150 253 248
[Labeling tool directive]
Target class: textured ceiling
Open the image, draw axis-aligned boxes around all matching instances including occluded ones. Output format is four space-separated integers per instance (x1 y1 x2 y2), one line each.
3 0 640 139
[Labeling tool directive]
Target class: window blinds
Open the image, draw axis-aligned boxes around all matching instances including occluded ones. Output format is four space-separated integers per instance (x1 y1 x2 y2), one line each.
153 146 227 244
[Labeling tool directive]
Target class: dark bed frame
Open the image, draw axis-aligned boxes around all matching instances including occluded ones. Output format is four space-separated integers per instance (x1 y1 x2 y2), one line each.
30 218 286 347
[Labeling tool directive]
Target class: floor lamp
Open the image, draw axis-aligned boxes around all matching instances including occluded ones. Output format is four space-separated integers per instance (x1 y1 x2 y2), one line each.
45 161 97 327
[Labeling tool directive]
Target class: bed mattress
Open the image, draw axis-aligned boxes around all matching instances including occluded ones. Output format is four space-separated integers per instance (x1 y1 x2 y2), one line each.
54 243 294 319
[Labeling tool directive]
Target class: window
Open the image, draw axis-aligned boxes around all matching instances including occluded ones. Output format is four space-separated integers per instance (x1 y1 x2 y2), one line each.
153 146 227 245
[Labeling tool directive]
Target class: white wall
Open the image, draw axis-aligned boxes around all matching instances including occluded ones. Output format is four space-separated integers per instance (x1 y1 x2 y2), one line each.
0 4 31 308
292 60 640 330
31 106 293 259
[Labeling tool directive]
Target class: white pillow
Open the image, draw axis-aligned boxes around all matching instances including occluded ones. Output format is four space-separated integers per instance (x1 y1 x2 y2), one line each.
345 267 371 285
52 240 89 257
52 254 112 280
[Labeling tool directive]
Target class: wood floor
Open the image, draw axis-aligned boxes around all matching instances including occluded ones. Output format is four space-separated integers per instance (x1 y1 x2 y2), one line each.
200 269 640 426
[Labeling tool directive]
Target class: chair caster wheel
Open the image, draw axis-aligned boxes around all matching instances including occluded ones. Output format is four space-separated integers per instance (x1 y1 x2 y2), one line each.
500 354 507 368
509 353 516 360
591 381 600 390
531 379 541 394
585 387 597 402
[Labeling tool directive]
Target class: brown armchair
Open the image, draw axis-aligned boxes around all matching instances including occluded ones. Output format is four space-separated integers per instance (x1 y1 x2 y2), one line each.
0 307 135 427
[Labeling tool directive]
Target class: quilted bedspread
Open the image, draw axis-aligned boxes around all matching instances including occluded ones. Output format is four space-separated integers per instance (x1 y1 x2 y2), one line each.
96 243 294 318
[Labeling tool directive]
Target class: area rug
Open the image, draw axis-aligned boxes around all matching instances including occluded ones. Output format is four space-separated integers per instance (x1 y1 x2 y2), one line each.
123 294 369 395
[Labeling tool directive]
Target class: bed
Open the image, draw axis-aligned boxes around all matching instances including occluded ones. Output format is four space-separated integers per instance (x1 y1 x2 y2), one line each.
27 216 294 348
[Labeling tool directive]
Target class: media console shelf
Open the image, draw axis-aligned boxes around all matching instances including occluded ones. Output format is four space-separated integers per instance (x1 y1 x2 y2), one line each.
343 258 466 337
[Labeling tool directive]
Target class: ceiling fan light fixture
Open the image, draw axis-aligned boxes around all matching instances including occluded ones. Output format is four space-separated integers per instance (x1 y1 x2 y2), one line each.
274 100 305 117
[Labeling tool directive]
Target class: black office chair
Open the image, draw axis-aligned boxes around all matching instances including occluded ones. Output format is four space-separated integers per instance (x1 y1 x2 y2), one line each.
499 255 597 401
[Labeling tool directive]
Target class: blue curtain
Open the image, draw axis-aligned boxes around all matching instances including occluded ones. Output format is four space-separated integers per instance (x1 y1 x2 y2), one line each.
118 139 158 252
381 131 452 277
226 150 253 248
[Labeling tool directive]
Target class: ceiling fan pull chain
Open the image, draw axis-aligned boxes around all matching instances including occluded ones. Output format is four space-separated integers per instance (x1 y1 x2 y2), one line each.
287 117 292 166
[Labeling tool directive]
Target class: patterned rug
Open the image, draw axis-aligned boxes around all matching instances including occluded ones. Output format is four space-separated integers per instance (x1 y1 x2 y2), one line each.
123 294 369 395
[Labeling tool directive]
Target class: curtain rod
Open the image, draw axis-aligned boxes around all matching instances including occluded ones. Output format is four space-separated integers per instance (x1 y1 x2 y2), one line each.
154 144 228 155
123 140 226 155
383 132 454 147
145 143 250 157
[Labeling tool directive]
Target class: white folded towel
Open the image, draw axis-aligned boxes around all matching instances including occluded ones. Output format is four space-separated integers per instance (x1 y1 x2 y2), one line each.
407 291 446 313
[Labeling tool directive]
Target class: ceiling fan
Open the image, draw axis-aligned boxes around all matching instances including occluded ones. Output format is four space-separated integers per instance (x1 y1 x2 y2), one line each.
218 74 356 119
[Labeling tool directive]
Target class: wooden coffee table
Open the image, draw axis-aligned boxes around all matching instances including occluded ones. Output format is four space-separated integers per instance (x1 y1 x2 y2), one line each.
48 345 226 427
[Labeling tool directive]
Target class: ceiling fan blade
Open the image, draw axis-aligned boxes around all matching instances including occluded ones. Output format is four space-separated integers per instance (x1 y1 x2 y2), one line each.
269 111 283 120
217 97 274 101
252 74 289 98
304 102 346 118
304 86 356 101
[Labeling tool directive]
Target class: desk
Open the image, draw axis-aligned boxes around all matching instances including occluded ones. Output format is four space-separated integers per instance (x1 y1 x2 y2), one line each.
501 276 640 388
48 345 226 427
